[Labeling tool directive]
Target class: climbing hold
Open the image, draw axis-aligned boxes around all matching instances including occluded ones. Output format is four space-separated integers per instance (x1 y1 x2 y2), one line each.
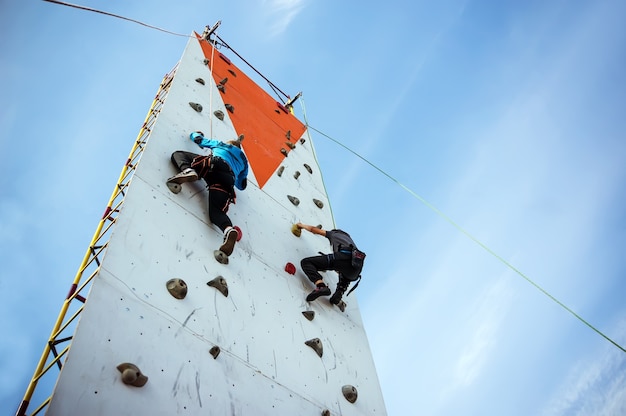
166 181 181 194
237 134 245 143
304 164 312 174
285 141 296 150
277 166 285 177
213 250 229 265
305 338 323 358
342 385 358 403
195 78 205 85
337 301 346 313
207 276 229 297
219 77 228 85
280 148 288 157
166 278 187 299
217 84 225 93
225 103 234 113
321 410 330 416
316 224 323 229
191 102 205 112
218 52 232 65
209 346 220 359
302 310 315 321
285 130 291 140
213 110 224 121
227 69 237 77
313 199 324 209
189 102 203 112
276 102 289 113
300 138 306 144
233 225 243 242
284 262 296 275
293 171 300 179
203 58 210 65
117 363 148 387
291 223 302 237
287 195 300 206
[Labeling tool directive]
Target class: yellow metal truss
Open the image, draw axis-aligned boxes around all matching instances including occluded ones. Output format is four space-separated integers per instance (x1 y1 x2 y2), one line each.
16 65 178 416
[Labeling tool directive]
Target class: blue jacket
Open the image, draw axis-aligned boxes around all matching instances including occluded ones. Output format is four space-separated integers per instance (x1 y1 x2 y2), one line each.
189 132 249 190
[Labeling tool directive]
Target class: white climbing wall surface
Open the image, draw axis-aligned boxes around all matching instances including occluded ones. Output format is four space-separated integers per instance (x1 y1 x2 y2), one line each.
46 34 387 415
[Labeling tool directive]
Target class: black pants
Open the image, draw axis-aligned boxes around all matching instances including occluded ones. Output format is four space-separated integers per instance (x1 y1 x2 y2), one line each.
300 251 359 288
171 150 235 231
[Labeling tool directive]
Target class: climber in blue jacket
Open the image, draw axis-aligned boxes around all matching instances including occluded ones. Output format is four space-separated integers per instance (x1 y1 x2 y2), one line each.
167 131 248 256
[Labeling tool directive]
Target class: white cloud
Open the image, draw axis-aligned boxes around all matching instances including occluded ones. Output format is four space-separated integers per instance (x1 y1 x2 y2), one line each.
455 285 508 381
540 318 626 416
262 0 306 37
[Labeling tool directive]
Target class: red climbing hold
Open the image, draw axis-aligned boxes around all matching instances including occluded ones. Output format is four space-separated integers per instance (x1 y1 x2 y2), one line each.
233 225 242 241
284 262 296 275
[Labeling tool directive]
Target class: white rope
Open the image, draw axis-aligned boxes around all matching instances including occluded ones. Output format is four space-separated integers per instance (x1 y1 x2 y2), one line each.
208 35 218 139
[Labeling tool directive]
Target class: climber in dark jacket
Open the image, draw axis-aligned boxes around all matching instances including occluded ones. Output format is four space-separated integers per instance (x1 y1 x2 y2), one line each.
296 222 365 304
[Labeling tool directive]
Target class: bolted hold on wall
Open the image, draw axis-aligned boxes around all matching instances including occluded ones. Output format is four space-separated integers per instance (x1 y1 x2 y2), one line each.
305 338 323 358
189 102 203 112
291 223 302 237
195 78 205 85
209 346 220 359
284 262 296 275
213 110 224 121
342 385 358 403
213 250 229 264
166 278 188 299
304 163 312 174
207 276 229 297
313 199 324 209
233 225 243 241
277 166 285 177
293 171 300 180
287 195 300 206
301 310 315 321
117 363 148 387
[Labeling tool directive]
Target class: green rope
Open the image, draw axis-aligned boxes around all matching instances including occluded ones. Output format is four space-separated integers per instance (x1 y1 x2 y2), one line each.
298 100 337 228
306 124 626 354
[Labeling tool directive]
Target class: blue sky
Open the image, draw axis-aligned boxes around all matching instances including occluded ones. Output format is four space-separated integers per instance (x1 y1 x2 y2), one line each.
2 1 626 415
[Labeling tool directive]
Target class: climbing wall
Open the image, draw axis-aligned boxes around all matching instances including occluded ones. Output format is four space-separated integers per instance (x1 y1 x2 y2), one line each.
46 34 386 416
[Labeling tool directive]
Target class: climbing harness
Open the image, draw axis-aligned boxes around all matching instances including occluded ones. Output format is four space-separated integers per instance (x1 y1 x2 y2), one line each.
190 154 212 178
208 183 236 211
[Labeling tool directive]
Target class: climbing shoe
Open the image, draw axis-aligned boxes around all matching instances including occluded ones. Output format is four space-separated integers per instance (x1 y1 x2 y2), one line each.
329 290 344 305
306 285 331 302
219 227 238 256
167 168 198 184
